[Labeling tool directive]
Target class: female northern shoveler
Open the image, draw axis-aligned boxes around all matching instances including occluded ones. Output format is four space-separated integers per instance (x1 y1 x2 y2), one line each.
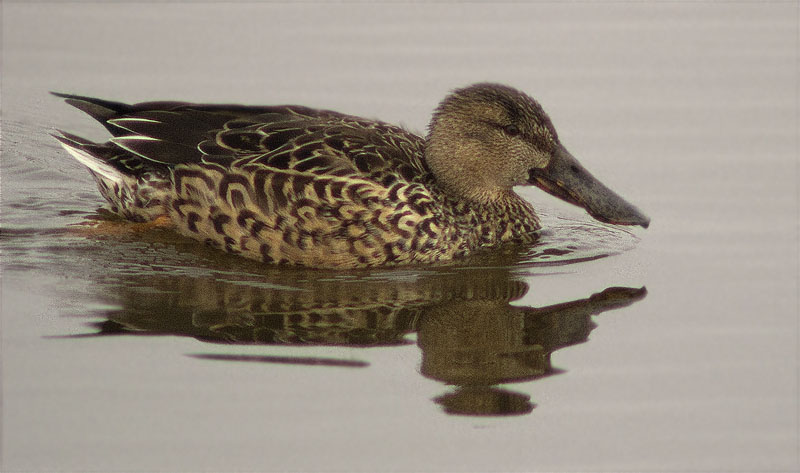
53 83 649 268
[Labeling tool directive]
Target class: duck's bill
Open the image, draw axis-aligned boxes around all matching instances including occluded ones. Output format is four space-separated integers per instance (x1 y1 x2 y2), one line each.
528 145 650 228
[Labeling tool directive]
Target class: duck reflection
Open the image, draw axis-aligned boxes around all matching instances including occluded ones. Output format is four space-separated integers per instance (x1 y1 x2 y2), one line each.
75 260 645 417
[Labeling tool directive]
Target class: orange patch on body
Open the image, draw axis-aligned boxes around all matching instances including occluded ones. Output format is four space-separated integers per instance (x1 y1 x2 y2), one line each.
67 215 174 237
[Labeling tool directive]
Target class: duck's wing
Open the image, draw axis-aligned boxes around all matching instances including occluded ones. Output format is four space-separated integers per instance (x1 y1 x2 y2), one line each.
205 119 432 187
54 93 432 186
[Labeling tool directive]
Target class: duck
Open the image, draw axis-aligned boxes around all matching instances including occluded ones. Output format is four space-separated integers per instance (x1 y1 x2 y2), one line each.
52 83 649 268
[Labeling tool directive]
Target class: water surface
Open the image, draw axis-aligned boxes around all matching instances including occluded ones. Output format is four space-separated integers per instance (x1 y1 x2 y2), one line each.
2 3 797 472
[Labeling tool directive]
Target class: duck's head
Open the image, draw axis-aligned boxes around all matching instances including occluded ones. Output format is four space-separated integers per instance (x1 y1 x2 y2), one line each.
426 83 649 228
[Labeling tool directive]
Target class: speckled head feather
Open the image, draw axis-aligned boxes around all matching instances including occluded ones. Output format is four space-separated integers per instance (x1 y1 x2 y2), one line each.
430 83 558 143
425 83 562 204
52 84 648 268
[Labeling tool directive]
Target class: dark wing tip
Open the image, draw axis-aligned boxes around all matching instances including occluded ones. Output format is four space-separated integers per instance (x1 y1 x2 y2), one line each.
50 129 90 146
51 91 135 122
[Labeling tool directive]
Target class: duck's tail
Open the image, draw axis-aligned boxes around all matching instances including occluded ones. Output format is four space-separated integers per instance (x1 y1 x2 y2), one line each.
52 130 169 223
52 130 127 185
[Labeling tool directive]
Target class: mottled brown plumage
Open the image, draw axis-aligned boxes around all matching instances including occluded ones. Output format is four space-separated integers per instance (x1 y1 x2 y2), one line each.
53 83 648 268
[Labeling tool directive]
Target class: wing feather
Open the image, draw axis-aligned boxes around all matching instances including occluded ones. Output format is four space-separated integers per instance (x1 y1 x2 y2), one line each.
55 93 432 188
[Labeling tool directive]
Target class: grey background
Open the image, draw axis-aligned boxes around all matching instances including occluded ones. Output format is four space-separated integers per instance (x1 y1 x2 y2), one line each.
2 2 797 472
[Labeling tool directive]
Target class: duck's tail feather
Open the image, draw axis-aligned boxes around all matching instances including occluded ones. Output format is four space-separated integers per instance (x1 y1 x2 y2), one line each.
52 130 127 185
52 130 169 222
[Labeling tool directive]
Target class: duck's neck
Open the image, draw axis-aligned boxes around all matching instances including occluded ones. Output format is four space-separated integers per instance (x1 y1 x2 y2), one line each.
450 190 540 249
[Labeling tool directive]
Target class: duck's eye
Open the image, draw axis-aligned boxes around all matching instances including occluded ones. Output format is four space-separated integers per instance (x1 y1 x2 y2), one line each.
503 124 521 137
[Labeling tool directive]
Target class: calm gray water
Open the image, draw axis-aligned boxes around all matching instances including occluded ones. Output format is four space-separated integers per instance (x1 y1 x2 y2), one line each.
2 3 797 472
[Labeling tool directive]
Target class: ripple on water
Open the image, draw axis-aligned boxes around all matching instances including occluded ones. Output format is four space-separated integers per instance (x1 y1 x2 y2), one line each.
516 211 640 268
